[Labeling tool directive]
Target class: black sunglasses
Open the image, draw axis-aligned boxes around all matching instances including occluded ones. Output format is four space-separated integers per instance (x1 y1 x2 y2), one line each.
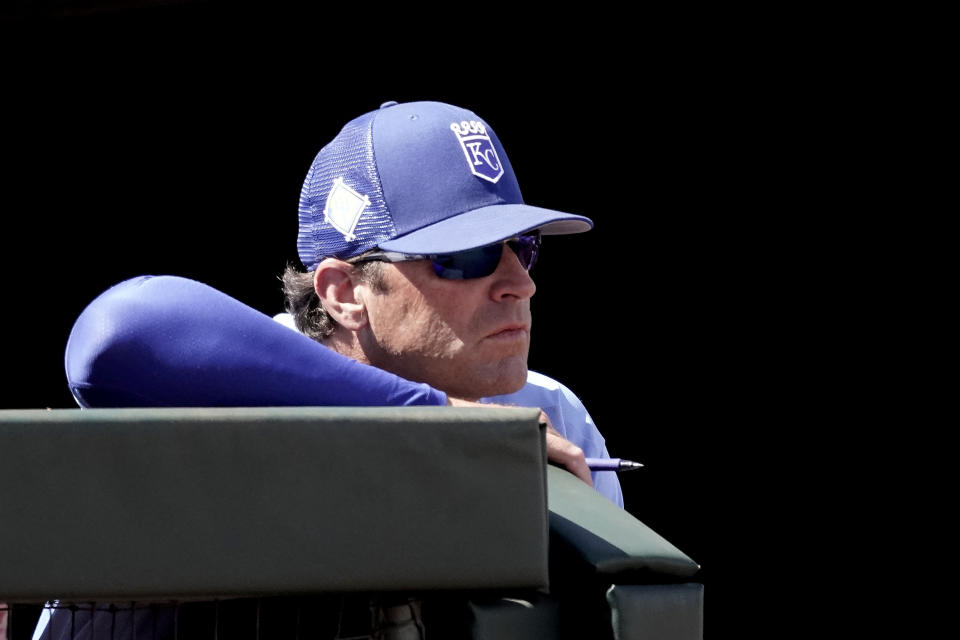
353 232 541 280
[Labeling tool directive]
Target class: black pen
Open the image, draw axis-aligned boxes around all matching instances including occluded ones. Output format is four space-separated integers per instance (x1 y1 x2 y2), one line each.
586 457 644 472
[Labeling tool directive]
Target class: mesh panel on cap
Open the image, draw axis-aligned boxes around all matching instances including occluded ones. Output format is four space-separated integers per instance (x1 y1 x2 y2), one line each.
297 111 396 270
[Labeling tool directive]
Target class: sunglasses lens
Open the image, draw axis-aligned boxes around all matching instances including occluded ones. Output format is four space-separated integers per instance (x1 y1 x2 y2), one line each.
431 243 501 279
431 234 541 280
509 234 540 271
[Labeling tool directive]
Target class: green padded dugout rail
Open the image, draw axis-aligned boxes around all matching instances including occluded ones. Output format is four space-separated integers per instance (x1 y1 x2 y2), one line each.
547 466 699 578
0 407 549 601
607 583 704 640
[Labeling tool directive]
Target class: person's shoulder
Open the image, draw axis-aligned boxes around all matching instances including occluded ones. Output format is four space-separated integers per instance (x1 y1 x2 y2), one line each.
524 370 589 409
523 369 563 392
272 312 299 331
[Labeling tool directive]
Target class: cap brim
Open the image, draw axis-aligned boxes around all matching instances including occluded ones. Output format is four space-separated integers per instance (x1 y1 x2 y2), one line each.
376 204 593 255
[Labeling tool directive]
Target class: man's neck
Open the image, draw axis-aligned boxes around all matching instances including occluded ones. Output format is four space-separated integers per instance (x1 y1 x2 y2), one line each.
321 332 370 365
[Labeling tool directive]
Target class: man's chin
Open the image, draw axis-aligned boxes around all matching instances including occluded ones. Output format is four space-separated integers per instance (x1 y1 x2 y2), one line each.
423 358 528 401
477 362 528 398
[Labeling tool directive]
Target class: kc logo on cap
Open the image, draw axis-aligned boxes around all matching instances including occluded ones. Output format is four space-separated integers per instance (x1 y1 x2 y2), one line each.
450 120 504 184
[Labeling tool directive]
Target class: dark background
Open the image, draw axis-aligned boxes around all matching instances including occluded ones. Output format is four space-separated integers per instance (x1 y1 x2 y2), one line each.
2 1 823 634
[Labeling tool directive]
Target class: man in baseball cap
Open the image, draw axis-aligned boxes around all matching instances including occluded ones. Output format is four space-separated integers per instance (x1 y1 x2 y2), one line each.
282 101 619 503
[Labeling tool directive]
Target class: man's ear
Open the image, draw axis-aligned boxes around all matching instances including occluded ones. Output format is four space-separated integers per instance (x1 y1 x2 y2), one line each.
313 259 368 331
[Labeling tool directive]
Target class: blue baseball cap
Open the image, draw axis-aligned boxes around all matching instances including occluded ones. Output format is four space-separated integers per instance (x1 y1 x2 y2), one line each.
297 100 593 271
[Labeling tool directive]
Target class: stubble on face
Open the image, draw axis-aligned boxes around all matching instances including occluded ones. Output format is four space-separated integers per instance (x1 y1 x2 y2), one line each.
357 261 531 400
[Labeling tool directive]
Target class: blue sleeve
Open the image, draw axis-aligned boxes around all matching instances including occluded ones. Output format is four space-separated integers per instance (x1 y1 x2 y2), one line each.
65 275 449 408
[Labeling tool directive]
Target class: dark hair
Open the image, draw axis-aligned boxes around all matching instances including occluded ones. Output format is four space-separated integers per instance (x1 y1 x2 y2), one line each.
281 260 385 341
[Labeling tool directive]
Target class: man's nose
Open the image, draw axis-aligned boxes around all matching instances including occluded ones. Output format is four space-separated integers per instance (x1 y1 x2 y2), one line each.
490 244 536 301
